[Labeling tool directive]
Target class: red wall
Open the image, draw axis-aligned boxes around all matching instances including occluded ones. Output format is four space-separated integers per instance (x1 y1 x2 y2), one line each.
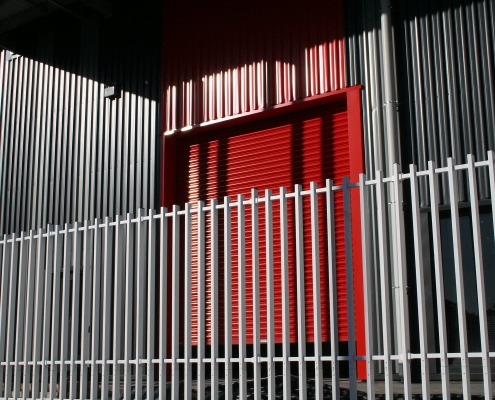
162 0 345 132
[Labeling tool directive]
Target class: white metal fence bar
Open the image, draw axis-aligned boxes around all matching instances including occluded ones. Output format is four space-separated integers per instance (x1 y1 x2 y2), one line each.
408 164 430 399
0 153 494 399
467 155 492 399
428 160 451 399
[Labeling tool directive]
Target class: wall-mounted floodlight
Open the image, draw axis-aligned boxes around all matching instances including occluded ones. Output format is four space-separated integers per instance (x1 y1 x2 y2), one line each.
104 83 120 100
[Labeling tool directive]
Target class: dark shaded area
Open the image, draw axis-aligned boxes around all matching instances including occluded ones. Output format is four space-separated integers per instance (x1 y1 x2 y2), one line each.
1 0 162 102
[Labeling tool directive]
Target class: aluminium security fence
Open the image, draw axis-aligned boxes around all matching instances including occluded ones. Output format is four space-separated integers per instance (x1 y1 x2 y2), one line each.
0 153 495 399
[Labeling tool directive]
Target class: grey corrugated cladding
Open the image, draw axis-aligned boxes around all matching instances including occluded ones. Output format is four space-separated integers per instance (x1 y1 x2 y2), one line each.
0 3 161 235
344 0 495 205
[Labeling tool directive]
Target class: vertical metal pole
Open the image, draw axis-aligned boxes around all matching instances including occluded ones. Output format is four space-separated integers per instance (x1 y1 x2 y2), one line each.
101 216 114 399
210 199 219 397
59 226 72 399
171 205 181 400
14 232 29 399
294 184 307 399
326 178 341 397
0 234 9 398
376 171 393 399
223 197 233 400
135 209 146 399
251 188 261 400
392 164 412 400
79 221 92 400
310 182 323 398
90 219 102 400
31 229 46 400
4 233 20 399
22 231 36 400
359 175 375 399
69 223 82 400
183 203 192 400
265 189 275 399
467 154 492 399
124 213 135 400
113 215 125 399
238 194 247 400
197 201 206 399
343 177 357 400
428 160 450 399
147 209 156 400
408 165 430 399
41 227 54 399
159 208 168 400
49 226 63 400
280 187 291 399
446 158 471 399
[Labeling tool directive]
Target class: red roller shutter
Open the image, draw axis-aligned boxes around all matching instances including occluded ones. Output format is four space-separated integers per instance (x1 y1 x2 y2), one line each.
176 100 354 346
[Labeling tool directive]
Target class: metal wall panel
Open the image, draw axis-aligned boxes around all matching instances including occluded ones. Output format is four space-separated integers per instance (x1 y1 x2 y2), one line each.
162 0 345 133
344 0 495 205
0 3 161 234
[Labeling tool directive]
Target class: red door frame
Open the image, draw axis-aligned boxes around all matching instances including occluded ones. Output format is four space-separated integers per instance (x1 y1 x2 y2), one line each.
160 84 366 379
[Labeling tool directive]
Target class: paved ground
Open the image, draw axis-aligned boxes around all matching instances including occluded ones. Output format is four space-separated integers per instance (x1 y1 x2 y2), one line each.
344 379 495 396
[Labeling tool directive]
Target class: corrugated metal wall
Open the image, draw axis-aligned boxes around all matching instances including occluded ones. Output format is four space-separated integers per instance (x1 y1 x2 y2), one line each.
344 0 495 204
0 3 161 234
162 0 345 133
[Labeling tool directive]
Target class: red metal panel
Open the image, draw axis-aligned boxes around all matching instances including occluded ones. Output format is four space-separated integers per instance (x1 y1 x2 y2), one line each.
162 0 345 133
176 101 351 345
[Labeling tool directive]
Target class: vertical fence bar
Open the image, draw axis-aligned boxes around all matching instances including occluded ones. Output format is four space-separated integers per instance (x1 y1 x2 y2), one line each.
124 213 135 399
428 160 450 399
197 201 206 399
280 187 291 399
408 165 430 399
113 215 125 399
238 194 247 400
294 184 307 399
79 221 92 400
467 154 492 399
375 171 393 399
392 164 412 400
310 182 323 398
101 216 114 399
210 199 219 397
489 151 495 266
90 219 102 400
69 222 82 400
223 197 232 400
159 207 168 400
147 209 156 400
183 203 192 399
50 226 63 400
251 188 261 400
4 233 19 399
265 189 275 399
135 209 146 399
358 175 374 399
0 234 12 398
171 205 181 400
31 229 46 400
59 225 71 399
22 231 36 400
343 177 357 400
447 158 471 399
41 227 54 399
14 232 29 399
326 178 340 398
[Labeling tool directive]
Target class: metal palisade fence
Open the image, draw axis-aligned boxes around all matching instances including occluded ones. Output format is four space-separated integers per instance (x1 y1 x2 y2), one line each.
1 152 495 400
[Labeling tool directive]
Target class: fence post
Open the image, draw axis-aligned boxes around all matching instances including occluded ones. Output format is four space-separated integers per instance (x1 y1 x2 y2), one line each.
468 154 492 399
159 207 168 400
428 160 450 399
409 164 430 399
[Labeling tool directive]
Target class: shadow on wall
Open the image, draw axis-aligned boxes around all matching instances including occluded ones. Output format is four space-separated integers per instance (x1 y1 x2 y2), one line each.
162 0 346 132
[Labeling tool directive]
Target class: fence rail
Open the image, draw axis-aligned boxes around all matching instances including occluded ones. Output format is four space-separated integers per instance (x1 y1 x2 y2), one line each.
1 152 495 399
